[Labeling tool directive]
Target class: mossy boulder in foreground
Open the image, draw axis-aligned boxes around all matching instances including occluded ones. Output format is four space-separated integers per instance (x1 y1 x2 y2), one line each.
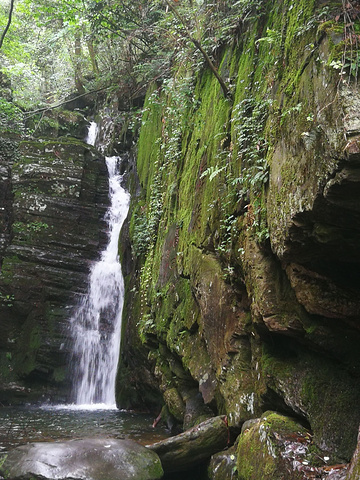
236 412 348 480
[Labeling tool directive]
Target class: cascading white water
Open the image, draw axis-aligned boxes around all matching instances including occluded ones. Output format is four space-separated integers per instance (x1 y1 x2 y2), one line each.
70 124 130 408
86 121 99 146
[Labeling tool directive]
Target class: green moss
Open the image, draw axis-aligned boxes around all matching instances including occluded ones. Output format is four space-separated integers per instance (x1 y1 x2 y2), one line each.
348 465 360 480
262 342 360 460
165 279 199 349
0 137 19 161
126 0 357 459
163 387 185 421
219 341 260 426
237 412 309 480
52 366 66 383
12 221 50 245
236 417 276 479
136 84 163 191
347 446 360 480
11 320 42 377
0 255 22 284
0 98 24 135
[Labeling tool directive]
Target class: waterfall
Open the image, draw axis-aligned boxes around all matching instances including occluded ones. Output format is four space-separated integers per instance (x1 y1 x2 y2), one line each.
86 121 99 146
70 126 130 408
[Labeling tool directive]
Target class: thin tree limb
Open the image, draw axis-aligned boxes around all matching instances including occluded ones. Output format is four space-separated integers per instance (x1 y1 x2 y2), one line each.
164 0 231 99
0 0 15 50
25 66 171 119
24 85 114 118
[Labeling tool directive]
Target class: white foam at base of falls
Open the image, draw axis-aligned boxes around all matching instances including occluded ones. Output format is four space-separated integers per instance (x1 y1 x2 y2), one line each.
45 403 118 411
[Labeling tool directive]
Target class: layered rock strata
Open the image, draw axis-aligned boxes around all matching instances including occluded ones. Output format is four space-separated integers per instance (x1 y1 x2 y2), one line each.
0 136 108 403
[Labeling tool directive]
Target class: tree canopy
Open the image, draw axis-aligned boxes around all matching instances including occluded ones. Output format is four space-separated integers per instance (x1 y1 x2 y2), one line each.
0 0 264 111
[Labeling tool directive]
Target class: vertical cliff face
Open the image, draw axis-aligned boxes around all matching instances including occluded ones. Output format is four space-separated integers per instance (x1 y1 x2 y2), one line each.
119 0 360 467
0 130 109 403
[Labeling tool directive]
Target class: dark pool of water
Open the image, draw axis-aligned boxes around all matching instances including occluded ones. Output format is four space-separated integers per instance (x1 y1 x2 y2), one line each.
0 405 170 455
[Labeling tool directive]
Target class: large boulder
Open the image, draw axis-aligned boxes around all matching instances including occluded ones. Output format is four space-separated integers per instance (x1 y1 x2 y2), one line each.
236 412 348 480
3 438 163 480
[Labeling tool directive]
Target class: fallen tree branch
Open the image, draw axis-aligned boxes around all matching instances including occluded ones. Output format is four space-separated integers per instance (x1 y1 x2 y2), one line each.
24 85 115 118
147 416 229 473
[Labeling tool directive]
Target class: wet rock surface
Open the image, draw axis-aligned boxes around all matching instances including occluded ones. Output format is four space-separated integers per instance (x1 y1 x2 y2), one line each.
3 438 163 480
120 9 360 478
0 137 109 403
207 445 238 480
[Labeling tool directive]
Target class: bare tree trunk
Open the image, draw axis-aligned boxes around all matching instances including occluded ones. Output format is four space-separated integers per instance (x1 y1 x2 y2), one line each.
0 0 15 50
87 38 99 75
74 33 85 94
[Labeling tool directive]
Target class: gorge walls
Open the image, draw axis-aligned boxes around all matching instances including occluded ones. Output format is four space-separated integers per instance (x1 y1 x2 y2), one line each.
0 114 109 403
1 0 360 475
118 0 360 470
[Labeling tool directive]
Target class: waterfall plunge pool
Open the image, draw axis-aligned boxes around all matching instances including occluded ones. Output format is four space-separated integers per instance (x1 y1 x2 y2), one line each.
0 405 170 456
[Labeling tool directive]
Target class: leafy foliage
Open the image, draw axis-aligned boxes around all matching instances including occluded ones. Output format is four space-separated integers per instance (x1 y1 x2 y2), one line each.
13 221 49 234
0 0 14 50
232 97 271 197
0 0 79 107
0 291 14 307
0 0 268 110
0 97 24 134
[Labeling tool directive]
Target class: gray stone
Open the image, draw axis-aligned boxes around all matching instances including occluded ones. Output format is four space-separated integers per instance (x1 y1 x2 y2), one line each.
208 445 238 480
3 438 163 480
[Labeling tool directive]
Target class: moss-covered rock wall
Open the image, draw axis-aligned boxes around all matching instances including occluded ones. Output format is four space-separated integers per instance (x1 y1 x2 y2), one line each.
119 0 360 468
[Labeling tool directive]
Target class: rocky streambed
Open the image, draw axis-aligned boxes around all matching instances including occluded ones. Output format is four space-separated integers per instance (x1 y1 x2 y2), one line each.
1 413 357 480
